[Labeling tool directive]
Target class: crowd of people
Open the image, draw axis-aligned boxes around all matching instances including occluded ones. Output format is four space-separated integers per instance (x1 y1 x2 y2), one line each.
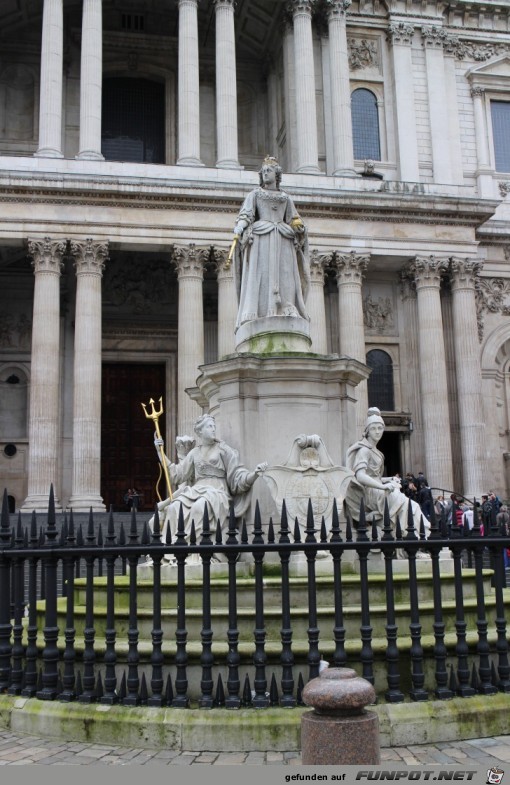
398 471 510 567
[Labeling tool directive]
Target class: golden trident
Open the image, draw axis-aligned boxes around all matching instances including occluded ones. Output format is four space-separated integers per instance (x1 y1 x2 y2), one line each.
141 396 172 502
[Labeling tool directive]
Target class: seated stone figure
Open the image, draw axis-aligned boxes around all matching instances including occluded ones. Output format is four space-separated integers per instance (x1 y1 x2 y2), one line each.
150 414 267 563
344 407 428 540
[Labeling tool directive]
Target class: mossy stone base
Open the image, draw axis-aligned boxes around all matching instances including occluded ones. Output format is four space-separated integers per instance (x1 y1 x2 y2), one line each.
1 694 510 752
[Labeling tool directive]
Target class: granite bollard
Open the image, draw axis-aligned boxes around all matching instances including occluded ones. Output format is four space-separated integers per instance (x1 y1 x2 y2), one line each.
301 668 380 765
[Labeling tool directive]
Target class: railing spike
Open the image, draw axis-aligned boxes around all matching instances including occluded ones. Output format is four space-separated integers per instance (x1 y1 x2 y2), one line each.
214 673 225 707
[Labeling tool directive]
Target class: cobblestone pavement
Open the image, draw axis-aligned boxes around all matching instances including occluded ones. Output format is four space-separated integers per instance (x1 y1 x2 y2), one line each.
1 730 510 765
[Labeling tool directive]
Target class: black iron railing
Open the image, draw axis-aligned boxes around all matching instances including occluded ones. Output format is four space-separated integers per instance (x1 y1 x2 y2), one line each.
0 486 510 708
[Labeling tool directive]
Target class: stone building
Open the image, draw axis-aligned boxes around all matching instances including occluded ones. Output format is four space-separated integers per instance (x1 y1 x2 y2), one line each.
1 0 510 513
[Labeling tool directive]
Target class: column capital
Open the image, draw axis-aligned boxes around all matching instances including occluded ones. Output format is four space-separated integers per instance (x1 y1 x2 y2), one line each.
335 251 369 284
421 25 458 52
211 246 233 280
470 85 485 98
70 238 108 276
324 0 351 19
213 0 235 7
309 249 332 284
28 237 66 274
409 255 448 288
386 21 415 46
288 0 317 18
173 243 209 279
179 0 199 5
450 257 483 290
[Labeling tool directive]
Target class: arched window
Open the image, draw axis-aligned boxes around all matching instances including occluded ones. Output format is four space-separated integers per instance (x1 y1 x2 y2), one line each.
102 77 165 163
366 349 394 411
351 88 381 161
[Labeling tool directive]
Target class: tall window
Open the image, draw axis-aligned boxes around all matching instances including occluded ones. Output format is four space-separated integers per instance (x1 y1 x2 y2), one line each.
351 88 381 161
491 101 510 172
102 77 165 163
366 349 394 411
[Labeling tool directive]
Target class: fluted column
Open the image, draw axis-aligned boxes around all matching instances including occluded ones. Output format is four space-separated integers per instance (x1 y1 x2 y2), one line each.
214 0 240 169
213 247 237 359
290 0 321 173
387 22 419 182
450 257 487 498
470 85 494 197
443 39 464 185
35 0 64 158
177 0 203 166
22 238 66 511
325 0 356 176
308 250 329 353
68 239 108 511
409 256 453 490
335 252 369 432
421 27 453 184
174 244 208 436
282 15 298 172
77 0 104 160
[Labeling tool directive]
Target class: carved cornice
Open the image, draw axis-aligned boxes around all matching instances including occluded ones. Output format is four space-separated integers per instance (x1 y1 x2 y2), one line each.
335 251 369 283
173 243 209 279
386 22 415 46
27 237 66 275
70 239 108 276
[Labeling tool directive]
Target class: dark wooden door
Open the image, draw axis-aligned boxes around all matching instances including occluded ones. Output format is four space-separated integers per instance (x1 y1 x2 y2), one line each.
101 363 166 512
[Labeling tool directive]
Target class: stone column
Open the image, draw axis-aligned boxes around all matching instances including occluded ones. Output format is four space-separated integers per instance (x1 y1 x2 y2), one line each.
213 247 237 359
282 14 298 173
173 244 209 436
177 0 203 166
399 272 423 464
76 0 104 160
214 0 240 169
421 27 453 184
443 39 464 185
386 22 419 182
68 239 108 512
470 85 494 198
335 252 369 432
22 238 66 512
325 0 356 176
409 256 453 491
35 0 64 158
450 257 488 499
290 0 321 173
308 250 329 354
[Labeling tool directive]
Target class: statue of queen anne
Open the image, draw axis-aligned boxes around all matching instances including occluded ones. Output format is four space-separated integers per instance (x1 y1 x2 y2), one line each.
232 156 311 329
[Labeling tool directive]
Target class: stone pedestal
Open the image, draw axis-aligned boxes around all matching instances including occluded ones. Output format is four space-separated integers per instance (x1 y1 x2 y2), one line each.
301 667 380 765
235 316 311 354
188 353 369 522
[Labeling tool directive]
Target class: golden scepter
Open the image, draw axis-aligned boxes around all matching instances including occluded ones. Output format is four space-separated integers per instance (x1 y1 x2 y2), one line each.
141 396 172 502
225 234 238 271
